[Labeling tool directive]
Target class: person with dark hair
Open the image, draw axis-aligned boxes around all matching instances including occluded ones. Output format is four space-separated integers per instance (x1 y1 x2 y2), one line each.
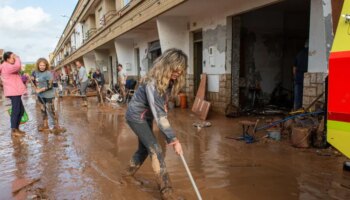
93 68 105 103
0 52 27 136
293 41 309 110
123 48 187 199
93 68 105 86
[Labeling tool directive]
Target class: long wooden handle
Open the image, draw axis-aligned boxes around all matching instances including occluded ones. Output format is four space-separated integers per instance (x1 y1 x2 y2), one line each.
180 154 202 200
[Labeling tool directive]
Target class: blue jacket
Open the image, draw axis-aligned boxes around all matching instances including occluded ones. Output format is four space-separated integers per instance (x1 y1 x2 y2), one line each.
125 80 176 144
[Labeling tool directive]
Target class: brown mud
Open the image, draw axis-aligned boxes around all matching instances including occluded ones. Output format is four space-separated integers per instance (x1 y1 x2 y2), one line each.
0 95 349 199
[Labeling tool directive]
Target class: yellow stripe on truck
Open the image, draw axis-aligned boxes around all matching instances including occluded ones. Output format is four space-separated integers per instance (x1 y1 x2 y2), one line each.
327 120 350 158
331 0 350 52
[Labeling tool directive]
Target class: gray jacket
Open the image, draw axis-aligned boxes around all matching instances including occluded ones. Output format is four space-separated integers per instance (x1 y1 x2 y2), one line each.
125 80 176 143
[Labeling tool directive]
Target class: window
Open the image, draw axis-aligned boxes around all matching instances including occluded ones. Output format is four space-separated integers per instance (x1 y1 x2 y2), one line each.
98 7 104 26
123 0 130 6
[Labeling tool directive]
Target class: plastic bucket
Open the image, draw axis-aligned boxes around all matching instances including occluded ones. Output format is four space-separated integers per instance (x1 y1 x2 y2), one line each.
179 93 187 109
267 129 281 141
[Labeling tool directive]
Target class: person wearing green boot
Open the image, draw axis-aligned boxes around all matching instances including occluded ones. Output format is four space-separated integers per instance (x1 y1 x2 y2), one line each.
0 51 27 136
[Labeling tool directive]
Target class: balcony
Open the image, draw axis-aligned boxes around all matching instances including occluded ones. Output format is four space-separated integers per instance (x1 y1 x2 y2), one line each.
103 10 117 25
85 28 97 42
56 0 185 68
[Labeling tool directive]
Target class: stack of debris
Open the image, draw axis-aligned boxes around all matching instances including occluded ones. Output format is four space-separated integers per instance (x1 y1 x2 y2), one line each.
191 73 210 120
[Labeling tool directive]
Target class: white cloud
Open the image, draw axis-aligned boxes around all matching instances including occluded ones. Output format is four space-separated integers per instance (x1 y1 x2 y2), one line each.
0 6 60 62
0 6 50 31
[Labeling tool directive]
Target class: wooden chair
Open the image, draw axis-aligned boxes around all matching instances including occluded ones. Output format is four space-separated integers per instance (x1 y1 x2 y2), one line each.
125 80 138 103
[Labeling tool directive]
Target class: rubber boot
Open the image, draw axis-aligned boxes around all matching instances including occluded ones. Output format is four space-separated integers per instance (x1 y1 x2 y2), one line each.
11 128 25 137
160 187 177 200
15 128 26 134
51 125 66 135
121 166 143 185
38 119 49 132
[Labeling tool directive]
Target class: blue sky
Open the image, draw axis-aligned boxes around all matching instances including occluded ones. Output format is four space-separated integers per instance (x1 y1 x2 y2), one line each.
0 0 78 62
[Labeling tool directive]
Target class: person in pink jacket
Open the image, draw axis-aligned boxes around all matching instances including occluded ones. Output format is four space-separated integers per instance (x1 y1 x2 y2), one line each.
0 51 27 136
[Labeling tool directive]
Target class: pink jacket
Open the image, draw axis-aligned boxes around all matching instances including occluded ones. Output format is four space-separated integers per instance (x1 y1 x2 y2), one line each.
0 57 27 97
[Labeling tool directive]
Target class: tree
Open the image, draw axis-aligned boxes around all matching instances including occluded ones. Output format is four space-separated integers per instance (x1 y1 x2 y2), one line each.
23 63 35 75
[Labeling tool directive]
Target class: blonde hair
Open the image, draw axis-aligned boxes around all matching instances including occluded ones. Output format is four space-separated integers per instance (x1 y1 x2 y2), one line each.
36 58 50 71
143 48 188 97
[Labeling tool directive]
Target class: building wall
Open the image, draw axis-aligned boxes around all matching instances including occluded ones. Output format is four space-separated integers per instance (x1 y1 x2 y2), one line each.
82 52 96 72
303 72 325 109
301 0 333 109
104 0 116 12
75 23 84 48
87 15 96 31
70 34 76 50
134 29 159 77
308 0 332 73
94 49 110 84
114 39 136 76
115 0 123 11
108 49 117 85
157 16 190 61
182 0 281 112
95 2 104 29
187 15 231 112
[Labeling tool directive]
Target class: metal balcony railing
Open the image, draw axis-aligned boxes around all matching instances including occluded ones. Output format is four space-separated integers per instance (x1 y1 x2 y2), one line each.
104 10 117 24
85 28 97 42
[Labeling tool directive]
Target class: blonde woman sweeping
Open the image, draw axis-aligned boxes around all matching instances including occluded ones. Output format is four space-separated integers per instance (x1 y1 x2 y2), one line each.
123 48 187 199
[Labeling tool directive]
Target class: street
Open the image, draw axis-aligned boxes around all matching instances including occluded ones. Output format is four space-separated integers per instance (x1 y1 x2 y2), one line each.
0 94 349 200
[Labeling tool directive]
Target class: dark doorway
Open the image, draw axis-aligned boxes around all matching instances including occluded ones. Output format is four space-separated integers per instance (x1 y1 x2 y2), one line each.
109 56 113 85
237 0 310 109
148 40 161 68
193 31 203 95
135 48 140 79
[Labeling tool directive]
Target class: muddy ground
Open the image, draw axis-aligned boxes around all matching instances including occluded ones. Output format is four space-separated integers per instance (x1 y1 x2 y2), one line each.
0 94 349 200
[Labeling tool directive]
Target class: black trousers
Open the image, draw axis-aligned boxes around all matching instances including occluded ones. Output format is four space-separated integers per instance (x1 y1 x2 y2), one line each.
126 120 171 191
8 96 25 129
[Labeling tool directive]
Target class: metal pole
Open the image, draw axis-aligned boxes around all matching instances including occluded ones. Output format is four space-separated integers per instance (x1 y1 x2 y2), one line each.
180 154 202 200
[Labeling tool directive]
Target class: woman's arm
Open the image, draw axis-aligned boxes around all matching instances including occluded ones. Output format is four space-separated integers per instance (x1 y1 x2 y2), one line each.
145 83 177 144
7 56 22 74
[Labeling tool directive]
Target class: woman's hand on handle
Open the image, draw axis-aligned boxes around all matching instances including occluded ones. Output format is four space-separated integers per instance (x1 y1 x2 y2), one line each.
169 140 183 155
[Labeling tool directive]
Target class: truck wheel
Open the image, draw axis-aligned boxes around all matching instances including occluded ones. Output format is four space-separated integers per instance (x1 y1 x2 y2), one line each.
344 161 350 171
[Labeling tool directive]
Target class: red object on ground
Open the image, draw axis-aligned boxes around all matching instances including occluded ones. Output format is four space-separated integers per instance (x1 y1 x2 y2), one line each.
179 93 187 109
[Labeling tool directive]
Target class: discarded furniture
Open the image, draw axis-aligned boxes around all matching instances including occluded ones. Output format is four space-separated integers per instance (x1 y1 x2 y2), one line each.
192 74 210 120
291 127 311 148
192 97 210 120
125 79 138 103
236 119 260 143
